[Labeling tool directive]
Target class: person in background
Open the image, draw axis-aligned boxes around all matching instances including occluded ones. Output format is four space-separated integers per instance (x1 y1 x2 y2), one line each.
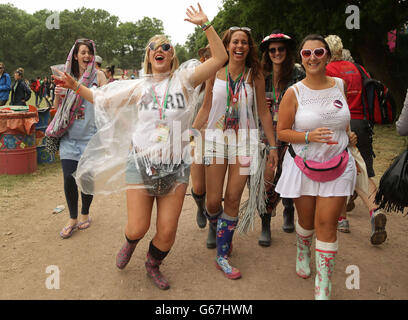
43 76 52 107
95 55 108 84
34 77 42 107
325 34 387 245
95 55 103 70
105 65 117 83
10 68 31 106
50 80 56 104
0 62 12 106
396 89 408 136
190 45 214 247
257 30 305 246
47 39 107 239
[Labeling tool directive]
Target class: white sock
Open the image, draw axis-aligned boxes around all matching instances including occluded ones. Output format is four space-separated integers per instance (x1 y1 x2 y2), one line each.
316 239 338 252
295 220 314 237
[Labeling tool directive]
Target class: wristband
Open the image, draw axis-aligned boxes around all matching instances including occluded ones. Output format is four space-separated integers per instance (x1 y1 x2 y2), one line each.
267 146 278 151
74 82 81 94
305 131 310 144
201 21 211 31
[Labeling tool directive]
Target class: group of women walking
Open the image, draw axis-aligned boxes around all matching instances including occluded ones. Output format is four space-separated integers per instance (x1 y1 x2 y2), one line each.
48 3 375 300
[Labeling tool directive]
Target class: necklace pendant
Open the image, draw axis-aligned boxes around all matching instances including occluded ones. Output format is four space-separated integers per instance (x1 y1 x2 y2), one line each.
233 97 238 103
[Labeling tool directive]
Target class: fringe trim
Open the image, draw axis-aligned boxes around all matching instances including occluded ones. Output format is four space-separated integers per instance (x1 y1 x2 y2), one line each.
375 191 407 214
237 144 267 234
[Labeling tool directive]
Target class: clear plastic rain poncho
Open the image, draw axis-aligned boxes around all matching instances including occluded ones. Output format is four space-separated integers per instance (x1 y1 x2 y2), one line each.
74 60 202 196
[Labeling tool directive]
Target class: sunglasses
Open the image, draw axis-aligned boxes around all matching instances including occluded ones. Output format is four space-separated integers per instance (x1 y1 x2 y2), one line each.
77 38 92 44
300 47 328 59
269 46 286 54
229 26 251 33
148 42 172 52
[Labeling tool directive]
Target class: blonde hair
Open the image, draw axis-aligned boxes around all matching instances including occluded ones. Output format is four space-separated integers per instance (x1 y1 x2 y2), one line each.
325 35 343 62
143 35 179 75
342 49 355 63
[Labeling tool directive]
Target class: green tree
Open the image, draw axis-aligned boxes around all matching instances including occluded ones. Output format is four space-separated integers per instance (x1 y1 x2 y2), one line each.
189 0 408 110
116 17 165 70
0 4 37 77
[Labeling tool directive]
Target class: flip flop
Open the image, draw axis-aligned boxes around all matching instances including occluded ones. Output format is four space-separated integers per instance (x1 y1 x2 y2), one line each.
60 224 77 239
77 217 92 230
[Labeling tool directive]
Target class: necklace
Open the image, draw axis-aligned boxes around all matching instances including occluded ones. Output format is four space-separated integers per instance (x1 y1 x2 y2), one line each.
151 78 171 120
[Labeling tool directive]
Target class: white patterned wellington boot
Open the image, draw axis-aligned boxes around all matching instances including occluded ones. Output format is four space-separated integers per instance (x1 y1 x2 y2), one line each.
296 233 313 279
315 249 337 300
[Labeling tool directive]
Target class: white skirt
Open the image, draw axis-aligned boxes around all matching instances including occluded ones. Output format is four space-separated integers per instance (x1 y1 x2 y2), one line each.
275 149 357 198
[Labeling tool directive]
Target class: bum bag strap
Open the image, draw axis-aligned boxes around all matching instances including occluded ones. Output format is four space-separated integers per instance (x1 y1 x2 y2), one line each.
288 144 297 158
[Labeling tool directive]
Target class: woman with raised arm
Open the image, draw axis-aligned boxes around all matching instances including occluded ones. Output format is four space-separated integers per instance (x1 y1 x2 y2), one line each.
54 3 227 290
275 34 356 299
201 27 278 280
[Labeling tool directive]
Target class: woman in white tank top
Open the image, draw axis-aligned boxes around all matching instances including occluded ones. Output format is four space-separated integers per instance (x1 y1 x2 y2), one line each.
194 27 278 280
276 34 356 300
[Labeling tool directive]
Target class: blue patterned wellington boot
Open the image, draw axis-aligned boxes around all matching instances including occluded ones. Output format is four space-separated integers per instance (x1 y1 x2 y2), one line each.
296 233 313 279
215 214 241 280
315 249 337 300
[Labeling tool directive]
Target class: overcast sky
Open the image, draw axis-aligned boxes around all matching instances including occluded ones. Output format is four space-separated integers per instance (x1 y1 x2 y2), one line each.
3 0 224 44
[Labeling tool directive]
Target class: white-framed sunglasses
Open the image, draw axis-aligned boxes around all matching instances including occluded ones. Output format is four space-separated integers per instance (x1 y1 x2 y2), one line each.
229 26 251 33
300 47 328 59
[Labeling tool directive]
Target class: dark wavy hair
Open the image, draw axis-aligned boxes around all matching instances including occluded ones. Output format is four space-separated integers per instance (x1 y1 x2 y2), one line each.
106 65 115 77
71 39 94 79
261 40 295 92
221 28 261 79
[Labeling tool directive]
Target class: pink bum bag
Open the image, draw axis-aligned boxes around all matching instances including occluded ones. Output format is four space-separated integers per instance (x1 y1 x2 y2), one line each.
288 145 349 182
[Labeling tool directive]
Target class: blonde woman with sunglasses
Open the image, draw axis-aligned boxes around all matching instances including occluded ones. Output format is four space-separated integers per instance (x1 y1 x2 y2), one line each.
197 26 278 280
276 34 357 299
54 3 228 290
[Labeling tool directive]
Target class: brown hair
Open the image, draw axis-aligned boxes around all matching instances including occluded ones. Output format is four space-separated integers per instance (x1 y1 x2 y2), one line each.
261 41 295 91
221 28 261 79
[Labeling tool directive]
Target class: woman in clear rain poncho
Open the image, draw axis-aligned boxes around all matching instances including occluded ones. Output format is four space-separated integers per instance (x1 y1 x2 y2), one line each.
53 3 228 290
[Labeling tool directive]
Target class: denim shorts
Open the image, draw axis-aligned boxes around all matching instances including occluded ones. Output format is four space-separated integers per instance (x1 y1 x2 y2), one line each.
125 155 191 185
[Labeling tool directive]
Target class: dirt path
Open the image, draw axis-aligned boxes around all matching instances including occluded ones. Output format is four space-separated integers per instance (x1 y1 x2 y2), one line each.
1 158 408 301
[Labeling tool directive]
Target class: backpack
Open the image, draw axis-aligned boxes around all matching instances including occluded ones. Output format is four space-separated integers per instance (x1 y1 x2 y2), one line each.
354 63 396 125
34 80 40 93
375 147 408 213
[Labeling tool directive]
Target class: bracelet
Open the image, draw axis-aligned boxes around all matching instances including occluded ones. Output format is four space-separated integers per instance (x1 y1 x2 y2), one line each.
267 145 278 151
305 131 310 144
201 21 211 31
74 82 81 94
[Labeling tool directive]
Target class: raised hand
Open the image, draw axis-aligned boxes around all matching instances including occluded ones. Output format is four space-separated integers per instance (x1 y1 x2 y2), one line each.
52 70 76 90
184 3 208 26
